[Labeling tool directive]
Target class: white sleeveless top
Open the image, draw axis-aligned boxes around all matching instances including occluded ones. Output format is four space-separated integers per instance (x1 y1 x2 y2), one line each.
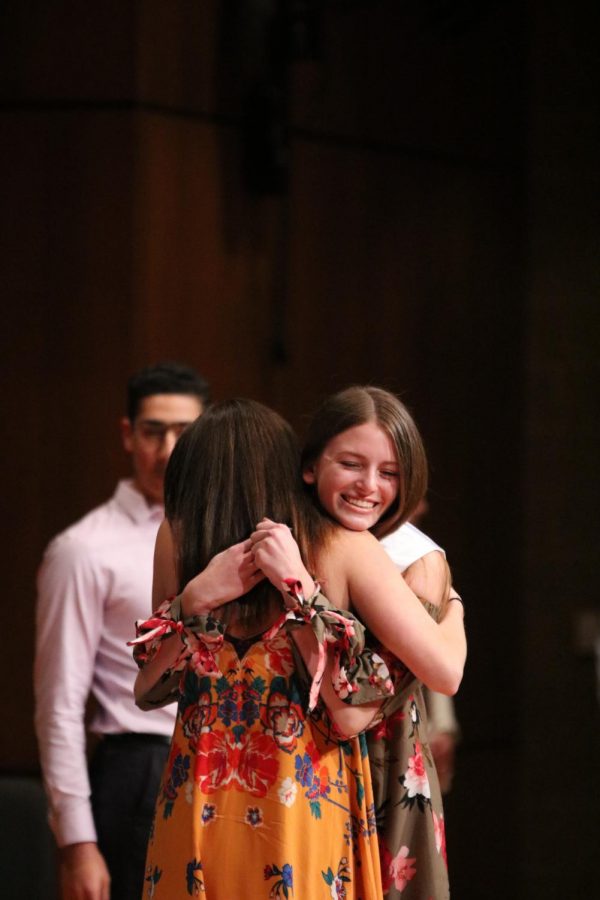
380 521 444 572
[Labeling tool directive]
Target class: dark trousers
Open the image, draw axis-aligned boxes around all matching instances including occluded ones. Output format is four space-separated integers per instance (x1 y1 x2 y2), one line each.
90 734 170 900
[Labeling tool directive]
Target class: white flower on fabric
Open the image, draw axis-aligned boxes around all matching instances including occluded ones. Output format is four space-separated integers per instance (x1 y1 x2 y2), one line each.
278 776 297 807
402 742 431 799
369 653 393 693
333 665 355 700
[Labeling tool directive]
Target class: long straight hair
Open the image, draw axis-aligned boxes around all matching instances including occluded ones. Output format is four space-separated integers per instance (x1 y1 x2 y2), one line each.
301 386 428 539
165 398 331 628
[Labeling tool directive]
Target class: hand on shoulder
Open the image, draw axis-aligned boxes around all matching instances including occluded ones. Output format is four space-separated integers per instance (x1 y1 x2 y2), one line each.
403 549 449 608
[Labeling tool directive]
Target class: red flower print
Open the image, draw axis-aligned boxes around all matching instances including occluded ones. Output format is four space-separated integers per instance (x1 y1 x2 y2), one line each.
262 690 304 752
432 810 448 866
402 741 430 800
306 763 331 802
371 708 405 741
305 741 321 767
236 732 279 796
265 637 295 676
389 846 416 892
195 731 279 796
194 730 229 793
379 839 393 892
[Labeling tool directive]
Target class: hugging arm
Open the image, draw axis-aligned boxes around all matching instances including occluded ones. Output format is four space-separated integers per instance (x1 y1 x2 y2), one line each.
133 520 265 708
251 520 466 696
344 531 465 694
251 520 385 737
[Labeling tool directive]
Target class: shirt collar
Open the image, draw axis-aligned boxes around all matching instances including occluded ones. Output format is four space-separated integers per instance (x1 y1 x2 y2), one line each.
113 479 164 525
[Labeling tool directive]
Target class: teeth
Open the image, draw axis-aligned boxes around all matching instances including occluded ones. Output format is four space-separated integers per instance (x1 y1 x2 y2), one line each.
344 497 376 510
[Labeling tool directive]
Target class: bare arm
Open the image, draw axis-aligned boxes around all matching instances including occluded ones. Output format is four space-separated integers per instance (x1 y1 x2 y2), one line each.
402 549 449 609
341 530 466 694
291 626 383 738
251 520 384 736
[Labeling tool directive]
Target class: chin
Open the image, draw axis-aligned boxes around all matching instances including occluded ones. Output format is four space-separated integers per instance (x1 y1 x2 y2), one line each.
339 516 375 533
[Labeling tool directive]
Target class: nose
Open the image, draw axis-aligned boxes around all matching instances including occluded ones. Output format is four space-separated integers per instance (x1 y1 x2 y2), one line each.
357 468 377 492
158 430 178 460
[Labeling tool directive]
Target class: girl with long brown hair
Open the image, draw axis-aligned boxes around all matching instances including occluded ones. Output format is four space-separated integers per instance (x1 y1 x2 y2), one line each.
251 386 464 899
131 398 387 899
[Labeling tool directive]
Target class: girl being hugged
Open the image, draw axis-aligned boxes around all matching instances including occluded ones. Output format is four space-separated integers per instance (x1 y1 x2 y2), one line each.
131 399 388 900
251 386 465 900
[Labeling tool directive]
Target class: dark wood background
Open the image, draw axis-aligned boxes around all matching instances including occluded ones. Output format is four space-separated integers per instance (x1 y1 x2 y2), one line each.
1 2 598 897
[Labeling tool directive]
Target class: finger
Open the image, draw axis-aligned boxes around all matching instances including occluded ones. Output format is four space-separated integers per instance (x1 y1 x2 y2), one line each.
254 518 279 531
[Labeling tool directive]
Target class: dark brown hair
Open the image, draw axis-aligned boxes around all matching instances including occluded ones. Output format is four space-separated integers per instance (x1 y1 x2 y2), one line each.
301 386 428 539
165 398 330 628
126 360 210 422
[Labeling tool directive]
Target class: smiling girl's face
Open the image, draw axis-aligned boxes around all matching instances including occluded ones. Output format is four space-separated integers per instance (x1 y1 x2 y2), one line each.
302 421 400 532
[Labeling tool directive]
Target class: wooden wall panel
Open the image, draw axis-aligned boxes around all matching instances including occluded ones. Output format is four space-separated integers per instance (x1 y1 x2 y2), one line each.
128 112 279 402
0 3 136 101
2 109 136 769
292 2 526 164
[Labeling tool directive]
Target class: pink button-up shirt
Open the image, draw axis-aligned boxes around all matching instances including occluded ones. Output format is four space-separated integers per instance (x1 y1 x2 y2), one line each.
34 480 176 847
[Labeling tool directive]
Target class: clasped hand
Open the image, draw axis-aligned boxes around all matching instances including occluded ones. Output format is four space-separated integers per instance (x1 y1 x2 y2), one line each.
250 518 315 602
179 519 314 617
179 538 264 617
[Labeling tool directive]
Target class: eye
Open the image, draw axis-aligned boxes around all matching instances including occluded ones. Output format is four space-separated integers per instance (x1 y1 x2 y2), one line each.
340 460 361 469
141 426 164 439
381 470 399 479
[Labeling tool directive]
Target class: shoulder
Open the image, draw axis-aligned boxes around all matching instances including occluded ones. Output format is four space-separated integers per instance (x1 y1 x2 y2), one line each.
38 491 123 581
154 519 175 561
325 528 389 569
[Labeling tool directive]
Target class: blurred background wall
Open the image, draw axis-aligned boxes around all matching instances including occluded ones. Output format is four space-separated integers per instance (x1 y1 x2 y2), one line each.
1 1 598 897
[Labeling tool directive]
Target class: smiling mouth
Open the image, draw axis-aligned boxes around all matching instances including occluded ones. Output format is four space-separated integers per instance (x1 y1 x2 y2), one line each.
342 496 378 510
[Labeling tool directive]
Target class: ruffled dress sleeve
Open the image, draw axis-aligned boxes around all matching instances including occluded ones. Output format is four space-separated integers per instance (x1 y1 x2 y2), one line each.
128 595 227 709
268 579 395 714
358 597 444 722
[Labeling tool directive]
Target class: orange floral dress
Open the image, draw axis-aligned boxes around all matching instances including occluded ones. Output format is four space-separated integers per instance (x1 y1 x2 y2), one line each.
132 590 390 900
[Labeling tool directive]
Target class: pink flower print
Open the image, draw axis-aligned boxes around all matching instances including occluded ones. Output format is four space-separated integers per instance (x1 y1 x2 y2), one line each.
432 810 448 866
332 664 357 700
369 652 393 694
403 741 431 800
389 846 417 892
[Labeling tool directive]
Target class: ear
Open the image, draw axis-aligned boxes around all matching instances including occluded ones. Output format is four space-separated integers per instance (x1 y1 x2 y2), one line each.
302 464 316 485
120 417 134 453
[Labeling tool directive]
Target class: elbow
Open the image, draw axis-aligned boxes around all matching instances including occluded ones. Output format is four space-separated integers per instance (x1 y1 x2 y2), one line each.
330 706 381 740
436 661 464 696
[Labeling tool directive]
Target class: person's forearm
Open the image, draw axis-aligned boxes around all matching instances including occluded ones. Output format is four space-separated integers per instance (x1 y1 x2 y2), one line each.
291 628 382 737
134 630 187 708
